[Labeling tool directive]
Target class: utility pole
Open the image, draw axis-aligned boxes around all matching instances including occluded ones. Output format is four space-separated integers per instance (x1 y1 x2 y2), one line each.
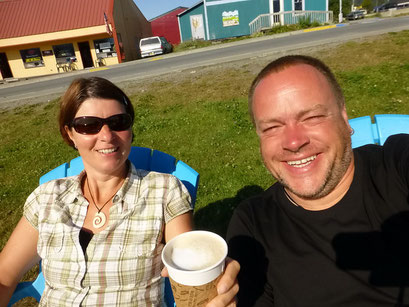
339 0 343 23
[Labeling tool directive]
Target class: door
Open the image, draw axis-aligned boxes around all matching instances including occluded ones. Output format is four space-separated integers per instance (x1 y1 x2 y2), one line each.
190 14 205 40
78 41 94 68
0 53 13 79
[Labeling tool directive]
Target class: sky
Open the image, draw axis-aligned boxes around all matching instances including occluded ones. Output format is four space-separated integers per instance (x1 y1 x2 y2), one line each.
133 0 199 20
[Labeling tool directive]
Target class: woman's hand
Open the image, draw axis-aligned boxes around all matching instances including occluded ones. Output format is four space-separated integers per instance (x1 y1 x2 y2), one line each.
206 257 240 307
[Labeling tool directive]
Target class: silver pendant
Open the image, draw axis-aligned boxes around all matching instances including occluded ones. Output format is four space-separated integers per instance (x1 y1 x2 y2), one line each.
93 211 106 229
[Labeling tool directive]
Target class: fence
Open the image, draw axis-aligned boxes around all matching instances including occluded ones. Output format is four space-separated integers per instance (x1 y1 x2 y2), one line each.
249 10 333 34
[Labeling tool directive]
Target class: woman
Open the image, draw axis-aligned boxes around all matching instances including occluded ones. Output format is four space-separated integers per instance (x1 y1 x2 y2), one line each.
0 77 239 306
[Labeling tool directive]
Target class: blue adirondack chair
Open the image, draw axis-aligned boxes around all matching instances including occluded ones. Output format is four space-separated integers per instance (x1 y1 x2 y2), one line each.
349 114 409 148
8 146 199 307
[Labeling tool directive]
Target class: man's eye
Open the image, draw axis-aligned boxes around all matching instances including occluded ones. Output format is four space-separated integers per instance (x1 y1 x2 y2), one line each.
263 125 280 133
305 115 324 123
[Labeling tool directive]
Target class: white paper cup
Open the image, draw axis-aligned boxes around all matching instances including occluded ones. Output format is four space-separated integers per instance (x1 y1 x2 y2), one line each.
162 231 228 306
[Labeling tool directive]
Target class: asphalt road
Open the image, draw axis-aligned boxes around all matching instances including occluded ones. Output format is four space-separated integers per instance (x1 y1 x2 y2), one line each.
1 15 409 107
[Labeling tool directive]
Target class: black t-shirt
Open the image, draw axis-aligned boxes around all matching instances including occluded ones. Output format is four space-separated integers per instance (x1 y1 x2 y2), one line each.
227 134 409 307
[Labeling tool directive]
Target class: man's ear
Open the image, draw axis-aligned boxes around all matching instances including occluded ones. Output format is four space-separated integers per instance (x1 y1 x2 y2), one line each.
341 106 352 133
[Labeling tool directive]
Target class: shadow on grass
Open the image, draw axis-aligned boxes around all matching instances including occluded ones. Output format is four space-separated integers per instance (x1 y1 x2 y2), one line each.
194 185 264 238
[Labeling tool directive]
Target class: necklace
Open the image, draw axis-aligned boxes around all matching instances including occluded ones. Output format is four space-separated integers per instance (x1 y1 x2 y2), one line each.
86 177 121 229
284 189 299 207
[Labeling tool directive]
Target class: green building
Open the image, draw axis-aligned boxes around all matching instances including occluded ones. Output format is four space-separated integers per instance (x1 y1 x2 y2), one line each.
178 0 330 42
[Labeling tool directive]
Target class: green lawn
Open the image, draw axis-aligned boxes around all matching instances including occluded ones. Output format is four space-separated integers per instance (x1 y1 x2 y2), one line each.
1 30 409 253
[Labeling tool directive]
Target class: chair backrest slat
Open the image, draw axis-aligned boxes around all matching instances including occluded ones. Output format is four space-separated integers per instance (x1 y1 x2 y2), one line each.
374 114 409 146
349 115 377 148
349 114 409 149
128 146 152 170
151 150 177 174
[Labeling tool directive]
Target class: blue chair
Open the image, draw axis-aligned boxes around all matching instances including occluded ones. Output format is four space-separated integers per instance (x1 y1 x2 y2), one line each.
8 146 199 307
349 114 409 148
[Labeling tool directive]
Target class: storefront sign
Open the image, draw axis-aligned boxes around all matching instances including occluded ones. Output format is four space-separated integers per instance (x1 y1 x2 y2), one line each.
25 57 41 63
42 50 53 56
222 10 239 27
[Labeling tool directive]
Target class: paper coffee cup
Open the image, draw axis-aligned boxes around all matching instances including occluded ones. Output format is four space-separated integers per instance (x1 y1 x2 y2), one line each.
162 231 228 307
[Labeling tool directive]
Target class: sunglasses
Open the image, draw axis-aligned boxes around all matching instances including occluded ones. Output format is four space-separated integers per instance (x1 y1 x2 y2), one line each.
71 113 132 135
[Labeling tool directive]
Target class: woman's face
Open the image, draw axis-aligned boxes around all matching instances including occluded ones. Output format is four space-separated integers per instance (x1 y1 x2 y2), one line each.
65 98 132 178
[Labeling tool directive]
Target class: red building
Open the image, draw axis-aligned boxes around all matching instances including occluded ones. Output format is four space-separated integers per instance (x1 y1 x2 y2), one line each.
149 7 187 45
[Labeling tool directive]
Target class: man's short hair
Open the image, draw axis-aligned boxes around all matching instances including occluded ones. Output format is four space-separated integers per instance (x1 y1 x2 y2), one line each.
248 55 345 125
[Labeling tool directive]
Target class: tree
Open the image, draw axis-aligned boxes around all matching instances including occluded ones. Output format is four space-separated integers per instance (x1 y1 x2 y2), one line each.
329 0 353 16
362 0 373 11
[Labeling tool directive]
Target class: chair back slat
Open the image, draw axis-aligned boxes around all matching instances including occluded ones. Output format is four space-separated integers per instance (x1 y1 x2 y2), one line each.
151 150 177 174
349 116 377 148
349 114 409 149
39 163 68 185
67 156 84 177
173 160 199 205
129 146 152 170
374 114 409 145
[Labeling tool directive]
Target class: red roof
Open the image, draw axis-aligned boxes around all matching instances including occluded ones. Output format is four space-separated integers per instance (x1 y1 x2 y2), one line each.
150 7 187 45
0 0 112 39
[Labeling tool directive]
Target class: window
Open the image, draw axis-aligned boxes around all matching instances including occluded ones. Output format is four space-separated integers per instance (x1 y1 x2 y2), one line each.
94 38 116 59
20 48 44 68
294 0 303 11
52 43 76 64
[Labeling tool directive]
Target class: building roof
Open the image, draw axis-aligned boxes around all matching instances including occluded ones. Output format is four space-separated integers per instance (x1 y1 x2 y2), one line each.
149 6 187 21
178 0 203 17
0 0 112 39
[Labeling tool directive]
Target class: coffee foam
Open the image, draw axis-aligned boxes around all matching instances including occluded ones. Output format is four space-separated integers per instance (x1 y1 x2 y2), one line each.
170 233 225 271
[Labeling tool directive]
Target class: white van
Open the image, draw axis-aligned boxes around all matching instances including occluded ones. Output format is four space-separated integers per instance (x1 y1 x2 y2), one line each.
139 36 173 58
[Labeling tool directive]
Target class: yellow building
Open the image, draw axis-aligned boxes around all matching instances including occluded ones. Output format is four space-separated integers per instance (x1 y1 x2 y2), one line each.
0 0 151 80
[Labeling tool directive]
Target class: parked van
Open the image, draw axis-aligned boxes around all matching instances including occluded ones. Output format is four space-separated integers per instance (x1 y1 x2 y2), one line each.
139 36 173 58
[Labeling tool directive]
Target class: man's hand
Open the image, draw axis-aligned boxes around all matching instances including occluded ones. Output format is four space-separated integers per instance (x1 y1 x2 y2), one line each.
161 257 240 307
206 257 240 307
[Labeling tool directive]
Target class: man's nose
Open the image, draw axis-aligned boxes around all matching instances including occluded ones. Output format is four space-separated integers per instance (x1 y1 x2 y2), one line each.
281 124 310 152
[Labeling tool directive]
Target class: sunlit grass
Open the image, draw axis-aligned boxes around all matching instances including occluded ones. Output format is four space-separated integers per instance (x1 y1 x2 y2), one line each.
1 30 409 252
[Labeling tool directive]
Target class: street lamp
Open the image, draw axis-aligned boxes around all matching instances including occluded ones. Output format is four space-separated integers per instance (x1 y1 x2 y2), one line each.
339 0 343 23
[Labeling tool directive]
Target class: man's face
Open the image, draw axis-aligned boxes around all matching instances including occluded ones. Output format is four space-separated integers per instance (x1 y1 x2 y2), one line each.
252 64 353 200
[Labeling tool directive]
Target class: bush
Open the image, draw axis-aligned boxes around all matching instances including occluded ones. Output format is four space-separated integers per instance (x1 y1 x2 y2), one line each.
298 15 312 28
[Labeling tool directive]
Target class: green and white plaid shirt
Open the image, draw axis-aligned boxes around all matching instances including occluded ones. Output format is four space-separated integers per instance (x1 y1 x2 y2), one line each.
24 163 192 306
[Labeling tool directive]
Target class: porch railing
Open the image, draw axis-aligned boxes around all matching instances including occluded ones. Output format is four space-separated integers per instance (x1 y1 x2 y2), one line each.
249 10 333 35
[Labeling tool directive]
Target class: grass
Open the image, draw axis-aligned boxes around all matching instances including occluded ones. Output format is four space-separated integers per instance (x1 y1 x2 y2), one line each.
1 31 409 305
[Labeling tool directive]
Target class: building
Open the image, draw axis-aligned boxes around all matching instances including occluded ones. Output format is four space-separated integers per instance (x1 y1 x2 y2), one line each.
178 0 329 42
150 7 188 45
0 0 151 80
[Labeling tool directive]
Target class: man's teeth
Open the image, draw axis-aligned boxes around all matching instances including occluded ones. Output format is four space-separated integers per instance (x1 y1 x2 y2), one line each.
287 155 317 168
98 148 117 154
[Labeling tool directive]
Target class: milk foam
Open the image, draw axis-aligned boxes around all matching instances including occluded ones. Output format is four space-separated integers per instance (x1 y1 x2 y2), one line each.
171 234 225 271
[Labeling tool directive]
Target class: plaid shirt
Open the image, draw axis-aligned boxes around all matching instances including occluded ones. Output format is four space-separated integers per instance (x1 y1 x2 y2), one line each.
24 163 192 306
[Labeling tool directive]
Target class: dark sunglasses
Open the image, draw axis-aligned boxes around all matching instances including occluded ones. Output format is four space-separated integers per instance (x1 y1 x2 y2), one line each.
71 113 132 135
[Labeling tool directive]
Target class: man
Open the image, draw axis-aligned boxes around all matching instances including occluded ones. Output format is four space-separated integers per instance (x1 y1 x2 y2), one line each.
227 55 409 306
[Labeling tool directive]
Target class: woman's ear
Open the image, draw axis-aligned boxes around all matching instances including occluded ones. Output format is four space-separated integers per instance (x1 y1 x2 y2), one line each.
64 125 76 148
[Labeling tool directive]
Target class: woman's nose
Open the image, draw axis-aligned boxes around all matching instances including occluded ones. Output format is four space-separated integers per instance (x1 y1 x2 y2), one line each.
98 124 114 141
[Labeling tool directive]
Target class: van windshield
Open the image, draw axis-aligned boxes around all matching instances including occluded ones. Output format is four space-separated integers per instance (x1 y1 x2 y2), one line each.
141 38 160 46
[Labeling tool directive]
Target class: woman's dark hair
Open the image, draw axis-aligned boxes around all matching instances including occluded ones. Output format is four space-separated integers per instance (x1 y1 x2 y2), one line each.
59 77 134 148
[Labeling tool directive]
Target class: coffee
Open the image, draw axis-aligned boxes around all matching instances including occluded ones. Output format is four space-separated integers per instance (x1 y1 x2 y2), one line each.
162 231 228 306
170 233 226 271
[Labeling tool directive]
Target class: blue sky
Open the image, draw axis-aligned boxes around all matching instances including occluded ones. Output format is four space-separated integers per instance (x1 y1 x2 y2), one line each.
133 0 199 20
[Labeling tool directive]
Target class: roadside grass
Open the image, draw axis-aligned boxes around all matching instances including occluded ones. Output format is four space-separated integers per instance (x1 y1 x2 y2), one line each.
1 31 409 301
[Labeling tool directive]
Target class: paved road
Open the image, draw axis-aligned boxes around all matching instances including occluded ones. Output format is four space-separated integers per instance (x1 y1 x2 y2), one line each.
1 15 409 107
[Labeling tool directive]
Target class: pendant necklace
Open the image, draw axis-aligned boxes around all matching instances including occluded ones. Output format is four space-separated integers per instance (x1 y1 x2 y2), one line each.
86 177 121 229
